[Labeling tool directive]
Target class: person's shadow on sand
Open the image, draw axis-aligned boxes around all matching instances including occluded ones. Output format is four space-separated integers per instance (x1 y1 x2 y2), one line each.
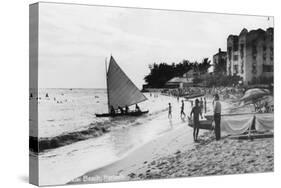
169 119 173 127
180 116 186 122
194 132 218 145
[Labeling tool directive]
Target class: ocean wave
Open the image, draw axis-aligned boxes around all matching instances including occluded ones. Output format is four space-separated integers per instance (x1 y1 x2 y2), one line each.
30 107 168 153
30 122 111 153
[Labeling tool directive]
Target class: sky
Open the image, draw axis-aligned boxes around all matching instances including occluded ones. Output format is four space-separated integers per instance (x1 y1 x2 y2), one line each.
37 2 274 88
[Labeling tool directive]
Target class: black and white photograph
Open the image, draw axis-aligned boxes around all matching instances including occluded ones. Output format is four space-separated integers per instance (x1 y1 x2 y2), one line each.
29 2 274 186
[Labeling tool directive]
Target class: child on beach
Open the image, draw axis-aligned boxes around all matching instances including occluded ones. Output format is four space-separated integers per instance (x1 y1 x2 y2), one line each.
213 94 221 140
204 97 207 113
200 98 204 113
180 100 186 118
190 99 203 142
168 103 172 119
190 100 193 107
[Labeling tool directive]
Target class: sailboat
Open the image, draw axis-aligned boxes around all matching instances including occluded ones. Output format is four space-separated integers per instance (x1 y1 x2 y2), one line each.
96 56 149 117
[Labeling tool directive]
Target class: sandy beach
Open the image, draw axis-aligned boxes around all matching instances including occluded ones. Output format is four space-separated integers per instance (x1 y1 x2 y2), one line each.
130 132 273 180
35 89 273 186
69 120 195 184
69 119 273 185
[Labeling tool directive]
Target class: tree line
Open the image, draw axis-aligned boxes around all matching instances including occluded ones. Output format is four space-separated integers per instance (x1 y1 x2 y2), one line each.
143 56 247 88
144 58 211 88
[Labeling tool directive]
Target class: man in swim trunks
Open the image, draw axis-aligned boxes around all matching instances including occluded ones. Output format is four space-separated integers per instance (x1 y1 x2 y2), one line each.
190 99 203 142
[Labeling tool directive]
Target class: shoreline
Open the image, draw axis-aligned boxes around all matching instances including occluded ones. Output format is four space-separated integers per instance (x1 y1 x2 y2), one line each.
68 122 197 184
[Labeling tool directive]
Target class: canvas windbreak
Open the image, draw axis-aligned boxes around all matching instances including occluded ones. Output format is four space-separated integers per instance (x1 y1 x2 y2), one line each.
220 115 254 135
219 113 273 135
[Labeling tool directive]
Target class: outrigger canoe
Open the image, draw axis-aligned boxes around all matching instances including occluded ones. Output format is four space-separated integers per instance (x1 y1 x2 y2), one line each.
184 93 204 100
96 110 149 117
188 118 213 130
96 56 148 118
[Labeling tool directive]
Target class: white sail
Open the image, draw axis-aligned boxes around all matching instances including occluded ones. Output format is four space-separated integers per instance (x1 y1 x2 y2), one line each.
107 56 147 110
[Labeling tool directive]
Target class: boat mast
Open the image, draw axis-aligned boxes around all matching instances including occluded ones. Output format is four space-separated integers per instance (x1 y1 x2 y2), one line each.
105 57 110 113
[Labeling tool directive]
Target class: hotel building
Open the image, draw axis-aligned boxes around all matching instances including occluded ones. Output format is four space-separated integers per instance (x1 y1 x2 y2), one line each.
227 28 273 85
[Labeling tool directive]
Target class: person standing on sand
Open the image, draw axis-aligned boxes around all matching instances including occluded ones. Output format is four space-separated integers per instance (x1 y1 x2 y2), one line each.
190 100 194 107
200 98 204 113
168 103 172 119
204 97 207 113
213 94 221 140
180 100 186 118
190 99 203 142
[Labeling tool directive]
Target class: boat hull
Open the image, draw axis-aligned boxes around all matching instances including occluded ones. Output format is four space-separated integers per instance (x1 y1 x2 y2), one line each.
95 110 149 117
188 119 213 130
184 94 204 100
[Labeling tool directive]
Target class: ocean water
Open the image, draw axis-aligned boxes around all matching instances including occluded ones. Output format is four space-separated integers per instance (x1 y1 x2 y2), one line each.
32 88 200 185
37 88 111 138
35 89 173 143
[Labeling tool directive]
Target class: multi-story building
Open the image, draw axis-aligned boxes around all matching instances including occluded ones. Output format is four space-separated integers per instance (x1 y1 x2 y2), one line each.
213 48 227 74
227 27 273 85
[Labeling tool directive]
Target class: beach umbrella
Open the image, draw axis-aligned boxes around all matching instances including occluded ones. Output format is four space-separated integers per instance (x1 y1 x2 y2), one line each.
240 88 270 103
259 95 274 106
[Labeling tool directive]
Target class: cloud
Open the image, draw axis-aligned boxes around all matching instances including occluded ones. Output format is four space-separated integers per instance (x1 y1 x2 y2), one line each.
37 2 273 88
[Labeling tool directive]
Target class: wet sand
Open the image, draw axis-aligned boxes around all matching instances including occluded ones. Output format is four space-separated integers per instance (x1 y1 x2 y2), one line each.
69 121 195 184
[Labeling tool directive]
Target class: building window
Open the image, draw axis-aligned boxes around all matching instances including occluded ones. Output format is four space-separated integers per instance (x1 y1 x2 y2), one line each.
263 46 267 60
241 60 244 74
228 47 232 61
234 65 238 74
270 47 273 61
233 55 238 61
252 64 257 74
233 39 238 51
263 35 267 41
228 63 231 75
240 44 244 59
252 44 257 59
263 65 273 72
270 34 273 42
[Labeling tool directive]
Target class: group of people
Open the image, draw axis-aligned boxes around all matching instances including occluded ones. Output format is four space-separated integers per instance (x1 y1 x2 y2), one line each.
190 97 207 113
254 101 273 113
190 94 221 142
168 94 222 142
110 104 141 115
